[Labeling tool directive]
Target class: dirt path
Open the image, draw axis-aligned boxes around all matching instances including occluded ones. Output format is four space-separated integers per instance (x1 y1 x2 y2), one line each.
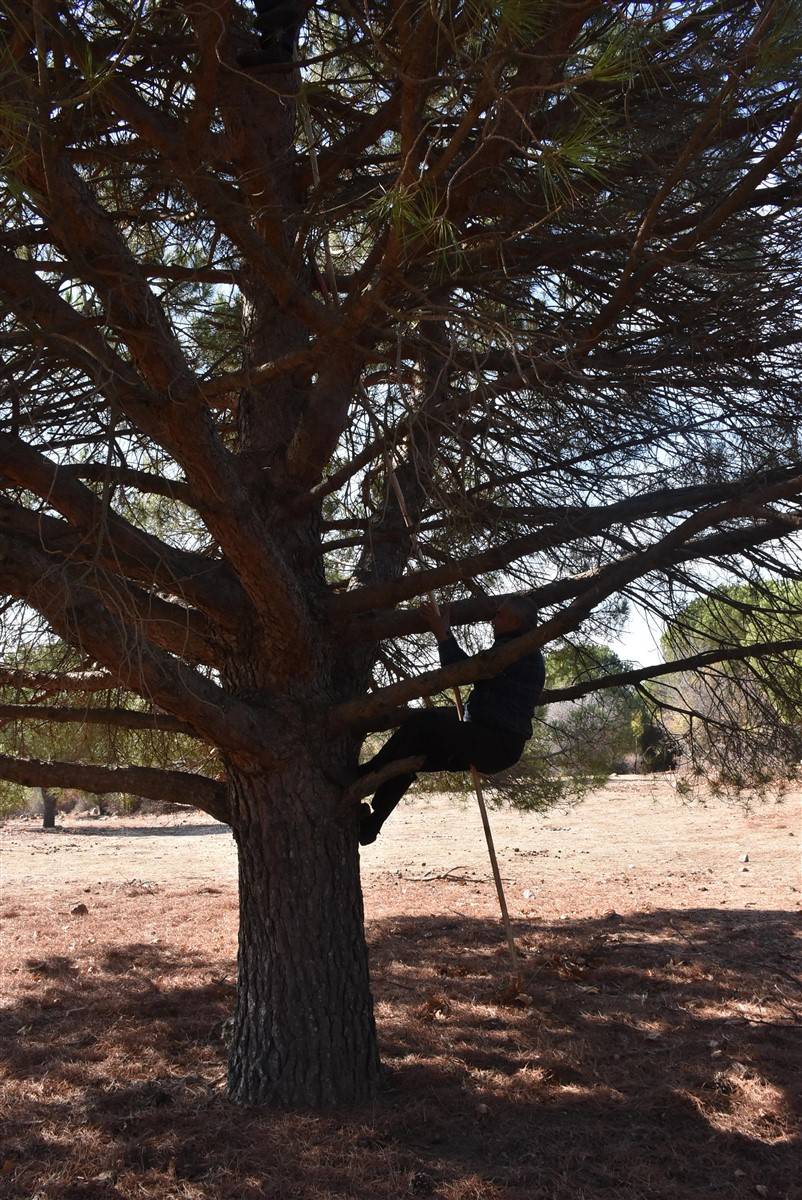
2 776 798 918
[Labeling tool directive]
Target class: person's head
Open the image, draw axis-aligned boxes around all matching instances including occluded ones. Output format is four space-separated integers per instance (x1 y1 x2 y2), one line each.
491 595 540 636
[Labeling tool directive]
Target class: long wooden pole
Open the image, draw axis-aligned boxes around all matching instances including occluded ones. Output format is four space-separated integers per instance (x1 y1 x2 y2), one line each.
387 474 519 971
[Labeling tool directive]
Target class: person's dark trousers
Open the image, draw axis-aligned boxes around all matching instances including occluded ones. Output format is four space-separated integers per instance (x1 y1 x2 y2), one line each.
359 706 526 842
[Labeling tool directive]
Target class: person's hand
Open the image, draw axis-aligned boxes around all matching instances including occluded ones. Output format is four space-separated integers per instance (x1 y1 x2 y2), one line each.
420 599 450 641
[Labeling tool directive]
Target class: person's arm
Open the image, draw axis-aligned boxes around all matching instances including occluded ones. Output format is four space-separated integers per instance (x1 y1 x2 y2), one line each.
419 600 468 666
437 631 469 667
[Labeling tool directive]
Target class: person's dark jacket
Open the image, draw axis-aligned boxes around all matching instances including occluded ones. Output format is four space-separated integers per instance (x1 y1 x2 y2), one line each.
437 630 546 739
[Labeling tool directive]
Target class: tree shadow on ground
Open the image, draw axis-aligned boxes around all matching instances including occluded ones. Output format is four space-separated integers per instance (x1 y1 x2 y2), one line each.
1 907 799 1200
46 822 230 838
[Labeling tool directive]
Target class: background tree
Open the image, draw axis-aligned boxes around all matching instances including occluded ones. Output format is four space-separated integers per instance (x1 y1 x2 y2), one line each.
1 0 801 1106
656 581 802 791
545 642 645 769
0 639 219 820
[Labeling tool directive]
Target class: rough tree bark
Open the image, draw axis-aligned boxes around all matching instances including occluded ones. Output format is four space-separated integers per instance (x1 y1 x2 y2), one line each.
208 37 389 1102
226 763 379 1106
40 787 56 829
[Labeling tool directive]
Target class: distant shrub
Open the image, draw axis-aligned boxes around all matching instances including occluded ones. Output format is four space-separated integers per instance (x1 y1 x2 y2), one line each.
0 782 27 820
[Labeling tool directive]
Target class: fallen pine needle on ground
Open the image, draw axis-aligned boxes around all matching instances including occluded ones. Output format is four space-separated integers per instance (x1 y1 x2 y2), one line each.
1 778 799 1200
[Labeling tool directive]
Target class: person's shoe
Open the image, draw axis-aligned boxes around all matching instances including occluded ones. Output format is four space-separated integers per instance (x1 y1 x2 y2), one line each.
358 804 381 846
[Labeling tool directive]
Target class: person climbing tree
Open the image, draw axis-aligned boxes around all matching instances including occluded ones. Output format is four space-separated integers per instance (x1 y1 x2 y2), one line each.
357 596 546 844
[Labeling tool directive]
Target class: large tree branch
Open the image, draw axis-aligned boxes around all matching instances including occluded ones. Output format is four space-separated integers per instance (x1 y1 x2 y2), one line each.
16 258 239 285
0 155 312 654
62 463 194 506
0 754 229 824
330 500 802 725
0 504 223 666
442 328 802 386
284 361 360 488
0 434 244 628
345 515 800 644
0 667 119 698
0 704 201 737
0 534 272 762
295 433 387 513
199 347 320 404
331 465 802 616
540 638 802 706
348 631 802 735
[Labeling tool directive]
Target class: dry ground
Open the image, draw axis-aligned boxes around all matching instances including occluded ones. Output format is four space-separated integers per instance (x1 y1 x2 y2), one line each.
1 777 800 1200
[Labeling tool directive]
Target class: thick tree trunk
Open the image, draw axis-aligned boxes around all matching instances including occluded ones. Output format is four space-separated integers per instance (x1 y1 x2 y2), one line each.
41 787 56 829
226 762 380 1107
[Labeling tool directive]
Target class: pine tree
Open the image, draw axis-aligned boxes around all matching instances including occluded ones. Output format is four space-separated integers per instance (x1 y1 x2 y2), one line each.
1 0 801 1105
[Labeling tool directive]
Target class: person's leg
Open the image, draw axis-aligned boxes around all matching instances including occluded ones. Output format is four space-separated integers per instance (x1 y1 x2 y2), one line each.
357 724 418 777
360 707 465 774
384 716 522 776
468 726 527 775
361 721 527 841
359 770 417 844
359 708 468 844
